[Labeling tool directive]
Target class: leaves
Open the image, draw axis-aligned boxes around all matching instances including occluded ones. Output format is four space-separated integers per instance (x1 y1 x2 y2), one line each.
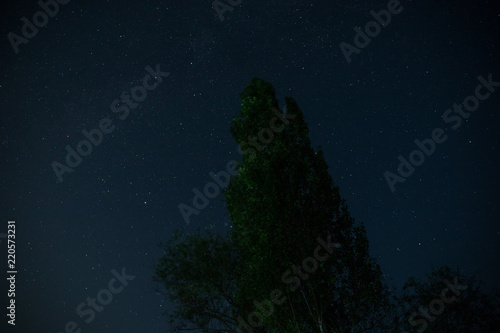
153 228 240 332
225 78 389 332
150 78 500 333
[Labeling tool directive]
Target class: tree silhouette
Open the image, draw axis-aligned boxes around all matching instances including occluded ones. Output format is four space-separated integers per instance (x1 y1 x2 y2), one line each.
225 78 389 332
153 228 240 332
392 265 500 333
154 78 425 332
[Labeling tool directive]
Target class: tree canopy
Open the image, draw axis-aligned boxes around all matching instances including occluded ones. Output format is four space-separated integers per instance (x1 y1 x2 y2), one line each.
153 78 499 333
224 78 387 332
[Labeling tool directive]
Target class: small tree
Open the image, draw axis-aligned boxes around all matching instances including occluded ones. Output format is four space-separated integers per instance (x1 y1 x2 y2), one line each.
153 228 240 332
394 265 500 333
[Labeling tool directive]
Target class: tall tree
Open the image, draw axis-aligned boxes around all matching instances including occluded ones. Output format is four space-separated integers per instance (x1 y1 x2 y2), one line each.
154 78 391 333
225 78 389 332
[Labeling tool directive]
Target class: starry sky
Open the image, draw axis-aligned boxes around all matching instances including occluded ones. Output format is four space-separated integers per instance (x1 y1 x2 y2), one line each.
0 0 499 332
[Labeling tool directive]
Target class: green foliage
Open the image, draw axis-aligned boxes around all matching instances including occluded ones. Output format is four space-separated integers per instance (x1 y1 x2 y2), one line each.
153 77 499 333
225 78 389 332
152 78 500 333
153 228 240 332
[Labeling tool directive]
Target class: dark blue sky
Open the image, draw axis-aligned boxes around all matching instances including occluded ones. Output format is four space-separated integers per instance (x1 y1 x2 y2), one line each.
0 0 499 332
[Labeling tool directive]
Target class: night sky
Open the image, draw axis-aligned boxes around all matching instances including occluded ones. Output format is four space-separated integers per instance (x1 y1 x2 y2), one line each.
0 0 499 332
